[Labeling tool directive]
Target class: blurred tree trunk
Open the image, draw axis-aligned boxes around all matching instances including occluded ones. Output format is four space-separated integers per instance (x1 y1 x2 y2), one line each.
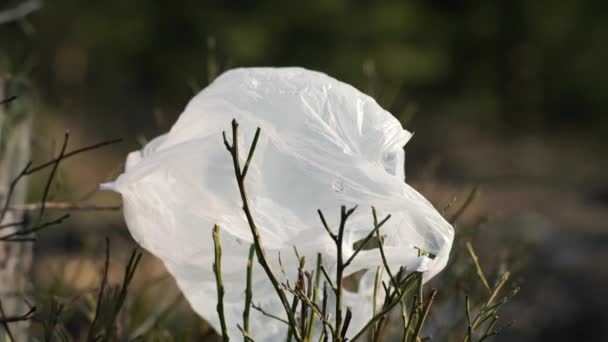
0 76 34 341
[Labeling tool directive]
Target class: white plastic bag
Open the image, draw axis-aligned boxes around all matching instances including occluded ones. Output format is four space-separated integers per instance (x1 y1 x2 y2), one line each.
103 67 453 340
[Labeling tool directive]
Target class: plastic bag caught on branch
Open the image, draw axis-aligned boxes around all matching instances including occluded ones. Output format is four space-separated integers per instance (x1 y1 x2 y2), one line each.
103 67 453 340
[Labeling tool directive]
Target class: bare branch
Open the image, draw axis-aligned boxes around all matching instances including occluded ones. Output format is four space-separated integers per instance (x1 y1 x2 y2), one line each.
243 245 255 341
213 225 230 342
450 185 479 224
0 137 122 223
410 289 437 342
0 96 17 105
251 303 289 325
466 241 491 293
222 119 302 340
344 212 391 268
87 237 110 341
28 137 122 174
0 302 36 324
0 214 69 241
39 131 70 219
241 127 261 178
316 210 336 240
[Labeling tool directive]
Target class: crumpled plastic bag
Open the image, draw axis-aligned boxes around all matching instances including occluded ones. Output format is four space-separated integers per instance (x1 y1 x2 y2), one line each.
103 67 453 340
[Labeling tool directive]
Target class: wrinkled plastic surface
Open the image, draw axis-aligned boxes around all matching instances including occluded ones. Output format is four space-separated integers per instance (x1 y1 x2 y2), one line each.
104 67 454 340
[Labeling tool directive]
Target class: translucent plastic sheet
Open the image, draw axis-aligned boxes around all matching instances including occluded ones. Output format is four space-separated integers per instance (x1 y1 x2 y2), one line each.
103 67 454 340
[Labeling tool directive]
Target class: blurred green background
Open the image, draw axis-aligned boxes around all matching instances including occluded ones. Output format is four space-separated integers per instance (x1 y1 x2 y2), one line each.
1 0 607 341
3 0 608 137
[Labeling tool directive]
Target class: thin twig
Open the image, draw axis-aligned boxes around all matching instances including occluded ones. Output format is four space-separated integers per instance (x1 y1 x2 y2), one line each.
350 272 419 341
334 205 357 340
0 137 122 223
39 131 70 219
0 96 17 105
450 186 479 224
404 295 417 342
482 315 498 340
237 324 256 342
372 315 386 342
316 210 335 240
212 225 230 342
101 248 142 342
410 289 436 342
0 220 25 229
303 270 313 340
87 238 110 341
42 298 64 342
465 273 516 342
287 274 301 342
242 127 261 178
466 241 491 293
321 282 329 342
306 254 323 341
319 265 336 292
0 161 32 223
283 284 336 339
344 213 391 268
479 321 514 342
464 296 472 342
371 265 383 339
0 214 69 241
223 120 301 341
486 272 510 308
316 205 357 341
0 303 36 323
372 207 401 298
0 300 15 342
340 308 352 341
243 245 255 341
252 304 289 325
441 196 457 216
400 297 409 342
296 257 308 340
28 138 123 174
